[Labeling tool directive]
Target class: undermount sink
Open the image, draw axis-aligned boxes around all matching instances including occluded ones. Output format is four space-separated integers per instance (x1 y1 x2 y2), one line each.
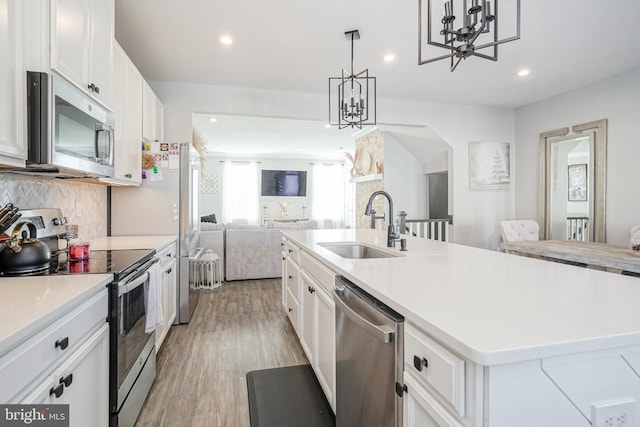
318 242 399 259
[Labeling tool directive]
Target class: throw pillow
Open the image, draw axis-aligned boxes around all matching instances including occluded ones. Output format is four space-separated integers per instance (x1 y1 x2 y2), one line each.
201 213 217 223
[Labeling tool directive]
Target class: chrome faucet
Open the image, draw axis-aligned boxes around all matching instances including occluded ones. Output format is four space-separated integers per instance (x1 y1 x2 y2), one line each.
364 191 401 248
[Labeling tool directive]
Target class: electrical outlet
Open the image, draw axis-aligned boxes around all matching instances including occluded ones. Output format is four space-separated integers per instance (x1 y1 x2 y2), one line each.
591 398 636 427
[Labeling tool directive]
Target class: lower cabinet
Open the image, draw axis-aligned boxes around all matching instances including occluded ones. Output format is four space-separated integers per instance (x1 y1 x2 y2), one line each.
313 279 335 409
299 271 315 364
403 372 463 427
156 242 177 350
0 288 109 427
21 324 109 427
294 260 336 411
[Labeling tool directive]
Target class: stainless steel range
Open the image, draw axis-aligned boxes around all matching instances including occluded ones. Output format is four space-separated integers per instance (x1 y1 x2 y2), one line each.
1 208 159 427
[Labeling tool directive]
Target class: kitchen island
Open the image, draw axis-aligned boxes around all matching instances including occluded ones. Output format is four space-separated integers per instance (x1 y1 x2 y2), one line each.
282 228 640 427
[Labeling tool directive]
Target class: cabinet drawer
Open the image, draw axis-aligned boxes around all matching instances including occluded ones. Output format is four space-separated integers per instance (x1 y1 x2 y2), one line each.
156 241 177 266
285 240 300 265
404 372 463 427
285 287 300 336
404 323 465 416
0 290 108 403
285 258 299 300
300 251 335 293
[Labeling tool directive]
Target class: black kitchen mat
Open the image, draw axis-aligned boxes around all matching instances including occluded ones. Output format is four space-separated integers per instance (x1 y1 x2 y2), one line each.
246 364 335 427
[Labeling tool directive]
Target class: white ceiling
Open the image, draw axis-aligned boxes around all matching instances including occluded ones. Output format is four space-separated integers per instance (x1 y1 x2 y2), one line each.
115 0 640 159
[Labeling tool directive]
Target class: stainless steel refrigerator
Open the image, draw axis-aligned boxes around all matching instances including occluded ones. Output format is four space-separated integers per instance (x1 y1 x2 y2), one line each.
110 142 202 323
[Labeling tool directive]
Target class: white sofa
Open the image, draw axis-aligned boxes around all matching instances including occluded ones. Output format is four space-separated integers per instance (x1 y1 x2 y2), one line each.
199 220 318 281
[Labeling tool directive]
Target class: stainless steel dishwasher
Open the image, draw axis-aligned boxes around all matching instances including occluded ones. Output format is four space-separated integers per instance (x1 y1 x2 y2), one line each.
333 275 404 427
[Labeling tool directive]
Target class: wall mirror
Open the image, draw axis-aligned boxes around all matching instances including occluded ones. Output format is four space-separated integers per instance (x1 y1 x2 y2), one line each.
539 119 607 242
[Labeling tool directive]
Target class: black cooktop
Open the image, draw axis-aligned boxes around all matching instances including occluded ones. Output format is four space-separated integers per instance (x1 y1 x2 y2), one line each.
47 249 155 280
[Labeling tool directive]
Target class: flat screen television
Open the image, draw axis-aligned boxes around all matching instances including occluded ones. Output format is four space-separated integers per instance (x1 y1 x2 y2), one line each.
261 170 307 196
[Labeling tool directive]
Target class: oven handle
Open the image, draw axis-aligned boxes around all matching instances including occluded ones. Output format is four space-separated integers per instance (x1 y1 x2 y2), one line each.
118 271 150 297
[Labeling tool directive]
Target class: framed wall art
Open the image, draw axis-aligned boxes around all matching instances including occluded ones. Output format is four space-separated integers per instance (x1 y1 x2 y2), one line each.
468 141 511 190
568 164 587 201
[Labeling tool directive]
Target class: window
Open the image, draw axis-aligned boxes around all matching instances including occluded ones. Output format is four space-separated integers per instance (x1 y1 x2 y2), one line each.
311 164 345 228
222 162 259 224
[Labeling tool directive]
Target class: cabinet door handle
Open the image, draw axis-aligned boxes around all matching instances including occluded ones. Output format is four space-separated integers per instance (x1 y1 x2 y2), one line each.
49 384 64 398
288 249 293 253
94 85 100 94
125 173 132 178
55 337 69 351
288 307 293 313
413 355 428 372
60 374 73 388
167 268 172 274
288 275 293 279
308 286 315 294
87 83 95 92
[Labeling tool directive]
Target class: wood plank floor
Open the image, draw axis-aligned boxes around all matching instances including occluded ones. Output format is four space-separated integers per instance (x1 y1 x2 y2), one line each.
135 279 308 427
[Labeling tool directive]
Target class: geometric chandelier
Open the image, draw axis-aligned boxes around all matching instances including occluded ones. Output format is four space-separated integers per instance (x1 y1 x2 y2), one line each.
329 29 376 129
418 0 521 72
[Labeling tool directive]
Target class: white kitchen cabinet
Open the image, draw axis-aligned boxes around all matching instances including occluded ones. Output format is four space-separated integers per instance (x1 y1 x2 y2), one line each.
404 372 463 427
298 270 336 410
299 271 315 364
283 252 301 334
0 0 26 167
0 289 109 426
142 81 163 142
313 278 335 409
111 42 142 184
282 238 336 411
156 242 177 350
22 324 109 427
50 0 114 108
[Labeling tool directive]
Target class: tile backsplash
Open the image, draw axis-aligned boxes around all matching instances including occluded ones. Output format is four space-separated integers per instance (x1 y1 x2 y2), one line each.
0 173 107 241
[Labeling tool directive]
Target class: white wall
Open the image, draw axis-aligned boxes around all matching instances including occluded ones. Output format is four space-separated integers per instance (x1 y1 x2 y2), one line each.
151 81 515 249
384 133 427 219
200 156 343 224
515 68 640 247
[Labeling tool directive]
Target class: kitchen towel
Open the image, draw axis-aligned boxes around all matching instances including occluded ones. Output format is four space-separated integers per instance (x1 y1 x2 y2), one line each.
145 262 164 333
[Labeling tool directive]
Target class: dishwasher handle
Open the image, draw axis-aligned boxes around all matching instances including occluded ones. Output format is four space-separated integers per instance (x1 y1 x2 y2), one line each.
333 286 395 344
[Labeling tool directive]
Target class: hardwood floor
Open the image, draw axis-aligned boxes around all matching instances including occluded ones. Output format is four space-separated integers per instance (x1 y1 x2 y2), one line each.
135 279 308 427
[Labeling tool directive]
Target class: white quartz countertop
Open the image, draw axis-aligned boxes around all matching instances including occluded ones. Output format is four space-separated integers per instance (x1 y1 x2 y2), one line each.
90 235 177 251
283 229 640 365
0 274 113 355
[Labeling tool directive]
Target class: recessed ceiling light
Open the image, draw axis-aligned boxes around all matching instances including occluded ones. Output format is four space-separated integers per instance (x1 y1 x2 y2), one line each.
324 123 331 128
517 68 531 77
209 117 218 122
220 35 233 45
383 54 395 63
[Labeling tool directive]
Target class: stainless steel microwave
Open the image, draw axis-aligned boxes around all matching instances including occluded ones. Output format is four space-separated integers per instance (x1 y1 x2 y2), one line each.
26 71 115 178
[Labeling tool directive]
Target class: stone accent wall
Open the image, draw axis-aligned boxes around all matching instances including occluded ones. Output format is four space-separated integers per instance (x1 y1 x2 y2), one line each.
354 129 386 229
0 173 107 241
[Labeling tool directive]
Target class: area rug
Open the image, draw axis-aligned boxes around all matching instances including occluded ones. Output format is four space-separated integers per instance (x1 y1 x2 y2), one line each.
246 364 335 427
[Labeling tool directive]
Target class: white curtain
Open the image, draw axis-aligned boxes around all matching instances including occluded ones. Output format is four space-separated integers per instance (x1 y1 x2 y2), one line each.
222 162 259 224
311 164 345 229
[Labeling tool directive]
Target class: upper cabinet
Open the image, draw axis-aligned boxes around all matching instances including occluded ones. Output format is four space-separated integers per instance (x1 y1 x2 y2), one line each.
142 81 163 142
50 0 114 108
0 0 26 166
112 42 142 185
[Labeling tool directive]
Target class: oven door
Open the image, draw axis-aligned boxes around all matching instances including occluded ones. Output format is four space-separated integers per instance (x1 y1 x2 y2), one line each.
112 270 155 411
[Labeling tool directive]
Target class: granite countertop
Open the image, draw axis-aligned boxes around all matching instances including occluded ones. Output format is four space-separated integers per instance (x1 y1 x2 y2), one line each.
283 229 640 365
0 274 113 355
90 235 177 251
